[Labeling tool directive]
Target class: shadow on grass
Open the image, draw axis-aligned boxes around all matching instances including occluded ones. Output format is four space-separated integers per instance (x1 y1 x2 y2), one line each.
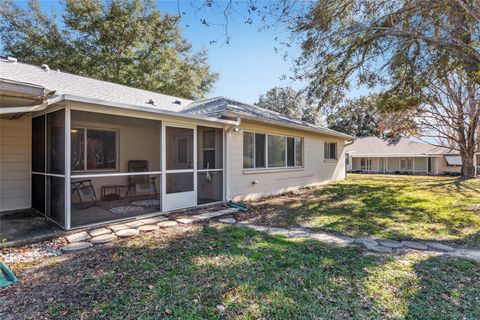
241 175 480 246
2 225 479 319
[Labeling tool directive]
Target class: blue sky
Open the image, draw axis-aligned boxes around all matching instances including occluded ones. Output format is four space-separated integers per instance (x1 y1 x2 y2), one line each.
15 1 364 104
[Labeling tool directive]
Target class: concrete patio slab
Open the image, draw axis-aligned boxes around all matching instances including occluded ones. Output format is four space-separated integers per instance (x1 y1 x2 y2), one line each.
0 209 64 248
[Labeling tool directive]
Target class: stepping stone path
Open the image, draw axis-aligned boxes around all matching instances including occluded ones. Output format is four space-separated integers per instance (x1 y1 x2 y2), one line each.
88 228 112 237
368 245 393 253
238 223 480 260
126 221 145 228
401 241 428 250
355 238 379 248
176 217 198 224
157 221 178 228
288 230 310 238
193 208 238 221
246 225 270 232
115 228 140 237
90 234 117 244
138 225 159 232
378 239 403 249
310 233 352 245
425 242 454 252
66 231 91 243
139 218 160 225
109 224 129 232
55 208 478 263
61 242 92 253
267 227 289 236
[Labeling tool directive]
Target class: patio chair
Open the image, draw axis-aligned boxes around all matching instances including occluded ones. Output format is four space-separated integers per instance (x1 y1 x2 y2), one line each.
71 180 98 209
127 160 157 197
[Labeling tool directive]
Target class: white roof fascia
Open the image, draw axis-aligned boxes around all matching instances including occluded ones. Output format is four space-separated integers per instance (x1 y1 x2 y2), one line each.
49 94 238 126
222 110 354 140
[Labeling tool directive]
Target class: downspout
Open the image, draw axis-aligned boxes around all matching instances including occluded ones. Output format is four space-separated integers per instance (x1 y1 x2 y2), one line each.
344 139 355 178
224 117 241 201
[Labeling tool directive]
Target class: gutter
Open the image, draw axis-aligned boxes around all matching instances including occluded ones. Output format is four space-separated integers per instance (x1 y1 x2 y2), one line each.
222 111 354 140
0 100 49 115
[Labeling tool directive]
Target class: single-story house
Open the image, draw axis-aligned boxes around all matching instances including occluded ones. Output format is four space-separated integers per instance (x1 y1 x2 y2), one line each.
345 136 479 176
0 59 352 230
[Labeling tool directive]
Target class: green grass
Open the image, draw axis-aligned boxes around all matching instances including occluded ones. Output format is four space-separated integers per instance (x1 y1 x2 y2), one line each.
244 174 480 247
4 225 479 319
36 226 479 319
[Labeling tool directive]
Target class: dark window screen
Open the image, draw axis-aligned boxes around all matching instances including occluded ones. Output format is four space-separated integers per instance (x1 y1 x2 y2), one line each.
255 134 266 168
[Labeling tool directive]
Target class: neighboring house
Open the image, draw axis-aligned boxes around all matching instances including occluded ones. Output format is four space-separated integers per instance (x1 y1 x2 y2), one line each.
345 136 479 176
0 59 352 230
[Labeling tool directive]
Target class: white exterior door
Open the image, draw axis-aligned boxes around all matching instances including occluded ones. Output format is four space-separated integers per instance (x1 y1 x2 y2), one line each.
162 123 197 211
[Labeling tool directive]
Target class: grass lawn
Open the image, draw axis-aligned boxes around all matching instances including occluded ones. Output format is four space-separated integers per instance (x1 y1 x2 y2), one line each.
241 174 480 247
2 225 479 319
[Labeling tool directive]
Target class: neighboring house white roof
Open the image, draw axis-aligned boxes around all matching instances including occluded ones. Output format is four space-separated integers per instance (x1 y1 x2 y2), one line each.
182 96 353 139
345 136 458 156
0 59 352 139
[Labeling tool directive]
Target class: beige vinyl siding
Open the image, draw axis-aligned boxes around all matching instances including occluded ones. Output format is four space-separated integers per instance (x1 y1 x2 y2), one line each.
227 121 346 201
0 115 31 211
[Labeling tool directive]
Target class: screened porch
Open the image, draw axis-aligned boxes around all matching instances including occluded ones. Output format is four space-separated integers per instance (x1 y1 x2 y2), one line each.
31 107 225 230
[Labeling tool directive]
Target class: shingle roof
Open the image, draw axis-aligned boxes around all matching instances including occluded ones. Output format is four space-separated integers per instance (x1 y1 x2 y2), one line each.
0 59 192 111
345 136 457 156
0 60 352 139
182 97 353 139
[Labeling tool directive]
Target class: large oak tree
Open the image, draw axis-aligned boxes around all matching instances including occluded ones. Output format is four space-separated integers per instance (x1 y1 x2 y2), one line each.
194 0 479 177
0 0 218 100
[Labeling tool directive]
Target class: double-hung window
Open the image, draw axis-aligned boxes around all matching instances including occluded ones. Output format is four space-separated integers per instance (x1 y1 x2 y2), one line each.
71 127 118 171
324 142 337 160
243 131 303 169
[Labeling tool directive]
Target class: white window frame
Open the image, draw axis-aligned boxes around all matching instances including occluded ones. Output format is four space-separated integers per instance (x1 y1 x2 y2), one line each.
243 131 304 170
324 142 338 161
71 126 119 173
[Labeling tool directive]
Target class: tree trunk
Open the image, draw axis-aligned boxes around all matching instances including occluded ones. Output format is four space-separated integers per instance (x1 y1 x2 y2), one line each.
460 149 476 178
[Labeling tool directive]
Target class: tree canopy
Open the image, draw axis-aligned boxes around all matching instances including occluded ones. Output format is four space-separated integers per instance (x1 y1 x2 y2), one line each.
255 86 322 125
0 0 218 100
196 0 479 177
327 95 383 138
